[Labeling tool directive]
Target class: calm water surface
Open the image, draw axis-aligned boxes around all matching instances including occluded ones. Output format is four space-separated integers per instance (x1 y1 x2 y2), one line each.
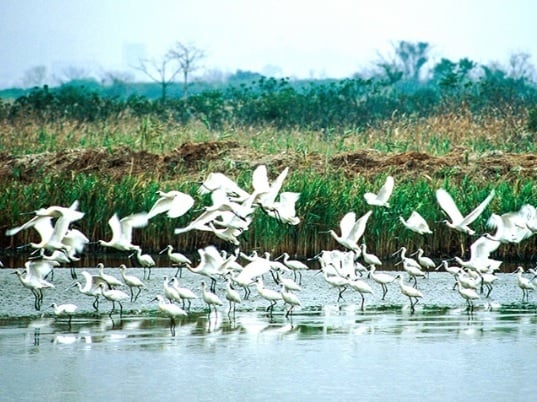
1 267 537 401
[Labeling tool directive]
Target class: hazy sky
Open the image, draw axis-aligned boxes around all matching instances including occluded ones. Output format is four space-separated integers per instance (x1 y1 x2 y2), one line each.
1 0 536 88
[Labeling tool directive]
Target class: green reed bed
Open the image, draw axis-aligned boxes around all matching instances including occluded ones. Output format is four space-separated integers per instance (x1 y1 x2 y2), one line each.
2 168 536 267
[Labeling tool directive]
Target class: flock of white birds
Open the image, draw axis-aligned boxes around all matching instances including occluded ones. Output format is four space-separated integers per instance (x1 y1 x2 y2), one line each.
4 163 537 331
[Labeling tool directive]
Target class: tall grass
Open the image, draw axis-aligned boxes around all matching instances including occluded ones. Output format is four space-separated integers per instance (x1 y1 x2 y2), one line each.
2 168 536 265
1 110 536 266
1 108 534 157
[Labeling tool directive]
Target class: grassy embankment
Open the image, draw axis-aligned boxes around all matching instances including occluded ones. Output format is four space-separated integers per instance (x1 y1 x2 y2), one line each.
1 110 536 266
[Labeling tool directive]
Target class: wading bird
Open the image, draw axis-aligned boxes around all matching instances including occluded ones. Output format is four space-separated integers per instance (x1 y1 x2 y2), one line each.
368 265 395 301
160 245 192 278
98 212 149 252
435 188 495 235
255 277 282 315
119 265 145 302
328 210 372 255
170 277 198 311
364 175 394 207
225 277 242 316
98 283 129 316
130 246 156 280
152 295 187 336
395 274 423 313
399 211 432 234
50 303 78 327
147 190 194 220
201 281 223 314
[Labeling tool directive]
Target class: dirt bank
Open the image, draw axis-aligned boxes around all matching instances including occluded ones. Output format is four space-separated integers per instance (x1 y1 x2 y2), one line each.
1 141 536 183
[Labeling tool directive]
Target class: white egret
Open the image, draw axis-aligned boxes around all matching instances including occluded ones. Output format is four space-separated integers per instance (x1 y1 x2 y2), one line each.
6 200 85 252
273 269 302 292
364 175 394 207
185 247 221 293
170 277 198 310
435 188 495 235
163 276 181 303
119 264 145 302
225 277 242 315
368 265 395 300
198 172 250 201
485 205 534 243
395 274 423 313
201 281 223 314
360 244 382 267
399 210 432 234
328 210 372 254
130 246 156 280
346 276 374 311
514 266 534 303
72 271 108 311
454 235 502 273
98 283 129 316
261 192 301 225
50 303 78 326
12 266 55 310
159 245 192 278
276 252 308 284
255 277 282 314
97 263 123 288
152 295 187 336
479 271 499 298
147 190 194 220
281 285 302 318
410 248 436 277
321 269 348 303
98 212 149 251
253 165 290 211
454 279 480 312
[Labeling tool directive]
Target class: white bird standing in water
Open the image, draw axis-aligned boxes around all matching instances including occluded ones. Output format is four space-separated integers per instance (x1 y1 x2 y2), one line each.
50 303 78 326
276 252 309 285
255 277 283 314
201 281 223 314
152 295 187 336
119 264 145 302
280 285 302 318
130 246 156 280
160 245 192 278
225 277 242 315
368 265 395 301
395 274 423 313
435 188 495 235
170 277 198 310
454 279 480 312
360 243 382 267
98 283 129 316
97 263 123 288
411 248 436 277
514 266 535 303
399 211 432 234
346 276 374 311
364 175 394 207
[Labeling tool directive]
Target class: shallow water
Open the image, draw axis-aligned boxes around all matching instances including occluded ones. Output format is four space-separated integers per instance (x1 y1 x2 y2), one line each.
1 267 537 401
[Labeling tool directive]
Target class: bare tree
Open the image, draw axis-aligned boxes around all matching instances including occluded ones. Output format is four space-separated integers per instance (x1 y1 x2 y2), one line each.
374 40 431 84
134 54 183 102
167 41 206 98
508 52 535 81
21 65 47 88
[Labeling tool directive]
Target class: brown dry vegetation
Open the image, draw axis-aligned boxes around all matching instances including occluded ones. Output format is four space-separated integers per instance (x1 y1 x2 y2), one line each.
1 141 536 184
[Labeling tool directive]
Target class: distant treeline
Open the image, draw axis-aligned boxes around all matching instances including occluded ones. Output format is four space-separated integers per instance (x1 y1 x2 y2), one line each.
2 53 537 132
